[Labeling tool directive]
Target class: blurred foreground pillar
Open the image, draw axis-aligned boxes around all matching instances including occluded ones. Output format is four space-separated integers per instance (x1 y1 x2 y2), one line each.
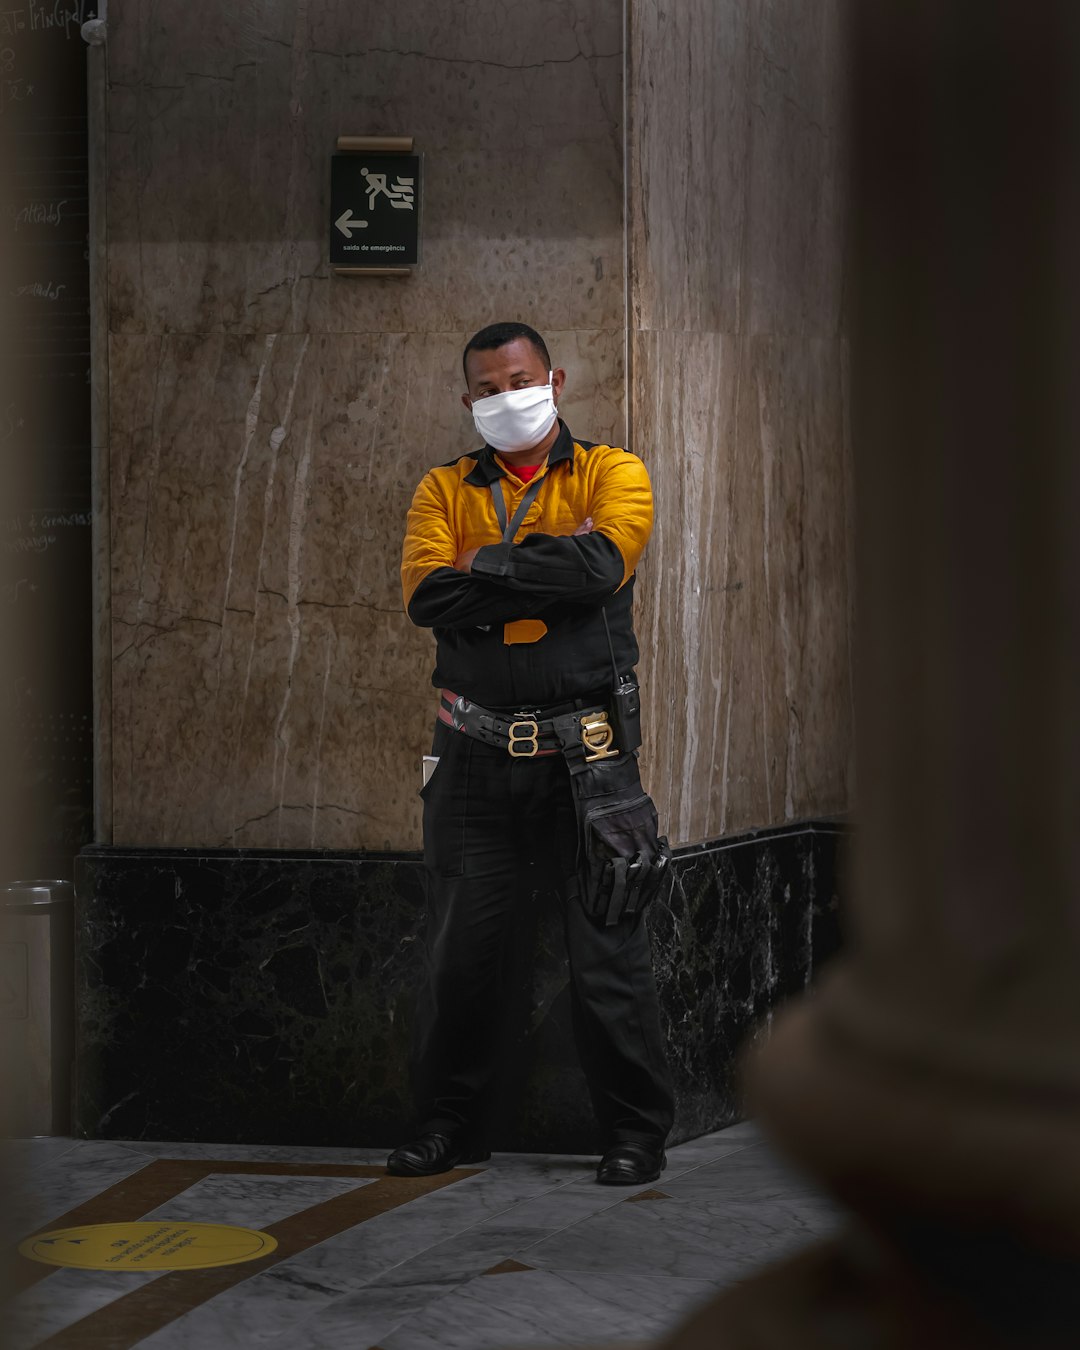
664 3 1080 1346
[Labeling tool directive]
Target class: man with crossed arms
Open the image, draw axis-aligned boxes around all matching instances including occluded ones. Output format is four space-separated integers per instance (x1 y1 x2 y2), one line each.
392 321 673 1185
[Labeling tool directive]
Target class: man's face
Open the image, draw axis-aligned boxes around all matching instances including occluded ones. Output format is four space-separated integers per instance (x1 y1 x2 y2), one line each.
461 338 565 409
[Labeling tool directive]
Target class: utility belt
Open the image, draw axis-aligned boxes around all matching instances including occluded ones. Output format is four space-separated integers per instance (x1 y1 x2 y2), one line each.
436 688 672 926
437 690 621 763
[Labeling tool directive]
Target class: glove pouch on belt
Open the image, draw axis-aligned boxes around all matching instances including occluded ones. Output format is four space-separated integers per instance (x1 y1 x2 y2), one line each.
569 755 672 926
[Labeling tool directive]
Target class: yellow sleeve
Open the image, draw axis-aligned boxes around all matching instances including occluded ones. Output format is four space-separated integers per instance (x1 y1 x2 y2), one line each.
401 470 459 610
587 448 655 585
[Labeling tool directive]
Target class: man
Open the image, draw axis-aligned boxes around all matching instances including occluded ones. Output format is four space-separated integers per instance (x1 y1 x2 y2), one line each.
391 321 674 1185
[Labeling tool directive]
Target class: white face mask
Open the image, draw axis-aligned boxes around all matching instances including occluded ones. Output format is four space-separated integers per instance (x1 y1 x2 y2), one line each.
470 372 558 453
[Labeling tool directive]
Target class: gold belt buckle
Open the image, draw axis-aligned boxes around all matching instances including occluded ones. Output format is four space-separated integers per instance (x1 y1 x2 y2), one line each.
507 717 540 758
581 710 619 762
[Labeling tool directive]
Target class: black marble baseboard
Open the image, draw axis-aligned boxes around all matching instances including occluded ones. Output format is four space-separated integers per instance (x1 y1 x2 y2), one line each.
74 822 846 1152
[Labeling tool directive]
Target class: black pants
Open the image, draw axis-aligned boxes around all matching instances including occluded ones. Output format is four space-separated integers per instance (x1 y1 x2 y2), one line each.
413 718 675 1148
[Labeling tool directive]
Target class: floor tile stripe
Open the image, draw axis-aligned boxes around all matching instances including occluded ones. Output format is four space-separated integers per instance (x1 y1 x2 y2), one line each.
10 1160 393 1295
13 1162 480 1349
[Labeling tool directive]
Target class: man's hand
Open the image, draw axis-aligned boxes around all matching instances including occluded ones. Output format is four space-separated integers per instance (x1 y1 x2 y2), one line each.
454 519 592 573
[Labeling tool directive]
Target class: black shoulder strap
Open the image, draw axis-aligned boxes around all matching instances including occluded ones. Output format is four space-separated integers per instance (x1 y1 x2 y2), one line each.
489 471 548 544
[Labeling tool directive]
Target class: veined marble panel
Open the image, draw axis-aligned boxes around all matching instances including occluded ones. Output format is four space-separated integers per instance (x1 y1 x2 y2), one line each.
9 1129 836 1350
74 827 842 1150
107 329 622 850
322 1270 721 1350
144 1173 375 1229
630 0 846 339
99 0 851 854
628 0 852 843
741 0 848 337
7 1271 160 1350
629 0 752 335
105 0 623 336
633 330 853 845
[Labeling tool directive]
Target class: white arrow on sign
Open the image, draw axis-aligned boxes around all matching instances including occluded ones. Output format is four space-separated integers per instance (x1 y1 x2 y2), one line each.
335 208 368 238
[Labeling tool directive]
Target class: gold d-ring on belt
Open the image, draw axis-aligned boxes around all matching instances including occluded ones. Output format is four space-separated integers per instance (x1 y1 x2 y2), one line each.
580 710 619 761
507 718 540 758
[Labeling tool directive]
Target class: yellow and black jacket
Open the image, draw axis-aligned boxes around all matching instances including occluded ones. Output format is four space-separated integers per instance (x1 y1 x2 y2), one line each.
401 421 653 710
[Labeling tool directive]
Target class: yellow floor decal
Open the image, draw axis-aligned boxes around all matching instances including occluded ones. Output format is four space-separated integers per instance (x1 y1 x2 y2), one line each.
9 1162 481 1350
20 1221 277 1271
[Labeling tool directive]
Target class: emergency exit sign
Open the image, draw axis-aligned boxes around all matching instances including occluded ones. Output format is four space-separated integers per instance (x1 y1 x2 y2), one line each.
330 153 421 268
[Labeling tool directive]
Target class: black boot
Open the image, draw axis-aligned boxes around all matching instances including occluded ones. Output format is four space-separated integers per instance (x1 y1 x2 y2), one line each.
386 1132 492 1177
595 1139 667 1186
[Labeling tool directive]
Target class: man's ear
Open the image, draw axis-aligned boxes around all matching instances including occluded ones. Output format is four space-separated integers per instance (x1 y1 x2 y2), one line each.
551 367 566 404
461 392 473 411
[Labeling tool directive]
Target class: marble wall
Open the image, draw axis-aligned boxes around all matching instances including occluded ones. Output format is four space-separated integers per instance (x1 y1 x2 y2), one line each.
80 2 855 1153
100 0 625 850
628 1 855 843
96 0 853 851
74 825 845 1150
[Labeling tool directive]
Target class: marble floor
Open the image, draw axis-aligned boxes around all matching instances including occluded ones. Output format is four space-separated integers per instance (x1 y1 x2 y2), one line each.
2 1123 840 1350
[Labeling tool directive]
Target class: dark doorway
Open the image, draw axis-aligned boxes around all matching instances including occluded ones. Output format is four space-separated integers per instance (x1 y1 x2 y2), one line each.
2 9 93 881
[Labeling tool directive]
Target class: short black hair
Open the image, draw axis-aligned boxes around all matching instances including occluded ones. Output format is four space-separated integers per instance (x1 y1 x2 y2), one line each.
462 322 551 377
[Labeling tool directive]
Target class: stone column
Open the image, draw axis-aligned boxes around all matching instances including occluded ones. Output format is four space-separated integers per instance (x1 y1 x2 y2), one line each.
664 2 1080 1345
